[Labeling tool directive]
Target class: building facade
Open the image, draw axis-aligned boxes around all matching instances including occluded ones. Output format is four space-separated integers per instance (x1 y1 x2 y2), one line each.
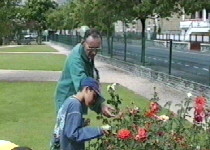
115 9 210 37
180 9 210 36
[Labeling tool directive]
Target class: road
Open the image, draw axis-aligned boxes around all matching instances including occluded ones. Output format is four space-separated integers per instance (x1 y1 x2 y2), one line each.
102 41 210 85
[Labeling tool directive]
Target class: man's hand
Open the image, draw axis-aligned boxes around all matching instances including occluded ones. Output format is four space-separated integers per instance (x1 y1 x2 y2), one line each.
101 103 116 117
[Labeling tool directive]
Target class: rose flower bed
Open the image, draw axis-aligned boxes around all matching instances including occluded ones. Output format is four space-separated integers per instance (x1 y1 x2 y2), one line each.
87 84 210 150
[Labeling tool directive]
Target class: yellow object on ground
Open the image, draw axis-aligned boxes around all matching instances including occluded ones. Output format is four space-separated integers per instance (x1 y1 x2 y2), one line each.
0 140 18 150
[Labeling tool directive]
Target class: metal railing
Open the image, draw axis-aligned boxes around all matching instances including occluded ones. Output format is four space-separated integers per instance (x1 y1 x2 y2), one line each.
97 55 210 99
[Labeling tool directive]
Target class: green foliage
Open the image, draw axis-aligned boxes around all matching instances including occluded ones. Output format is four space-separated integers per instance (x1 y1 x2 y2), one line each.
71 0 100 28
178 0 210 15
24 0 57 29
0 0 22 43
0 82 150 150
86 83 150 127
0 82 56 150
47 3 78 30
88 85 210 150
47 7 66 30
24 0 57 44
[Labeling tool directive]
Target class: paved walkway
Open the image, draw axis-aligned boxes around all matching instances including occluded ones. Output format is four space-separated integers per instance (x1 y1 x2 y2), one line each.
0 42 192 121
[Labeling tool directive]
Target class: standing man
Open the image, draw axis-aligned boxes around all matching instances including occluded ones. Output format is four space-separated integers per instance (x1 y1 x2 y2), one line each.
54 28 115 117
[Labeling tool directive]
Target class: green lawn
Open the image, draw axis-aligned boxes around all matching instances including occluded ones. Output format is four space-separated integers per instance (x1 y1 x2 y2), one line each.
0 82 150 150
0 53 66 70
0 45 57 52
0 82 57 150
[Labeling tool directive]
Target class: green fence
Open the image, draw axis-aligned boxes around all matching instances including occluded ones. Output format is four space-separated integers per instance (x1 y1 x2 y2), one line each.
49 34 81 46
49 33 149 65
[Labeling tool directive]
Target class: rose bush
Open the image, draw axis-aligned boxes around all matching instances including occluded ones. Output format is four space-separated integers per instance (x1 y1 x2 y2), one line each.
87 84 210 150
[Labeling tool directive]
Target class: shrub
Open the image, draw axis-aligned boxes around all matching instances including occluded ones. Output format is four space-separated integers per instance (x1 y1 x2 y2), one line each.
88 85 210 150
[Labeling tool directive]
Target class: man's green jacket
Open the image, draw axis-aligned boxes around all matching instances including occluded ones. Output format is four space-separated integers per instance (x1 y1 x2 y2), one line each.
54 43 103 113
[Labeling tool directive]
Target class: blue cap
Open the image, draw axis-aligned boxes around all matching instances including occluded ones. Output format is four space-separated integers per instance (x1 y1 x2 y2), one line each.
80 77 101 96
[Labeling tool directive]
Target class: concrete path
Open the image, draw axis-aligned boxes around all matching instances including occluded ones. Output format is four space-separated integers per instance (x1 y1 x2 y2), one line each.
0 42 192 121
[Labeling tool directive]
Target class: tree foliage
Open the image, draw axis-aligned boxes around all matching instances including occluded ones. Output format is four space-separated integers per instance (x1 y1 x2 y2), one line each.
178 0 210 14
47 7 66 30
0 0 21 44
47 2 79 31
24 0 57 44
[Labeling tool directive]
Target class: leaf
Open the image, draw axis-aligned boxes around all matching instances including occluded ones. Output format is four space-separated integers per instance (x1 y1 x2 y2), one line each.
107 100 112 104
164 101 172 107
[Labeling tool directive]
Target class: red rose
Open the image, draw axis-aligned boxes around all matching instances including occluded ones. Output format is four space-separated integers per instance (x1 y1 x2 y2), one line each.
145 102 161 119
194 96 207 123
135 128 148 142
194 107 206 123
194 114 204 123
195 96 207 106
145 111 161 120
145 111 156 118
117 129 133 140
150 102 161 114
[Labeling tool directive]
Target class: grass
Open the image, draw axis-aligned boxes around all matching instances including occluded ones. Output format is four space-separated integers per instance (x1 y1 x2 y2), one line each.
0 82 150 150
0 53 66 71
0 82 57 150
0 45 57 52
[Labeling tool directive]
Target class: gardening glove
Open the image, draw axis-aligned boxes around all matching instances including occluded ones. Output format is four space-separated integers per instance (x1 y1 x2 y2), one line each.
101 124 112 131
101 125 112 135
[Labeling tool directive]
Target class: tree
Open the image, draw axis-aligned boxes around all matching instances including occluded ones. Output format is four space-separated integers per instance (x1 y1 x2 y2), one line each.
70 0 100 28
71 0 120 54
47 2 79 31
0 0 21 45
11 6 28 45
120 0 177 65
47 8 66 30
24 0 57 44
178 0 210 15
